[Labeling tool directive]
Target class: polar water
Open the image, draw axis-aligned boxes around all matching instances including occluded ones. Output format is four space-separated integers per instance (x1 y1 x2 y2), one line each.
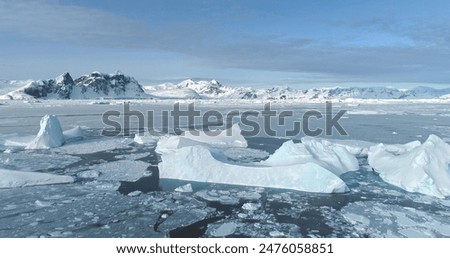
2 100 450 237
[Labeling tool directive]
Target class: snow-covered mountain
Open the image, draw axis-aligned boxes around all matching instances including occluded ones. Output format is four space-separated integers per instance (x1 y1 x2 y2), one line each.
0 79 33 96
3 72 450 100
0 72 148 100
146 80 450 100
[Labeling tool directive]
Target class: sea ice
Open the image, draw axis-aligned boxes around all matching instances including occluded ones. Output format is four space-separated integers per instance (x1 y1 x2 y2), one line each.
261 139 359 176
159 145 349 193
368 134 450 198
0 168 74 188
26 115 65 149
91 160 150 182
211 222 237 237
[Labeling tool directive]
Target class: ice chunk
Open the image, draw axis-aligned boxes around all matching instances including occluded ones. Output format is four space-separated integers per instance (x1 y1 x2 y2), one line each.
242 202 261 211
159 145 349 194
92 160 150 182
175 183 193 193
194 190 240 205
0 168 74 188
262 139 359 176
211 222 237 237
26 115 65 149
157 209 208 232
133 132 158 145
63 126 84 142
368 134 450 198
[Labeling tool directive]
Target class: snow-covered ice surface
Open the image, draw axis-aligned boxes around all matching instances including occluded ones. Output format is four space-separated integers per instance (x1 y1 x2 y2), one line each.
368 135 450 198
159 145 349 193
2 100 450 237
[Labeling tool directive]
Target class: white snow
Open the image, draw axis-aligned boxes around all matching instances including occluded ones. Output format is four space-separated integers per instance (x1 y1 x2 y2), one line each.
56 137 133 155
158 145 349 193
368 134 450 198
63 126 84 142
26 115 65 149
183 124 248 148
262 139 359 176
0 168 74 188
133 132 158 145
155 124 247 154
174 183 193 193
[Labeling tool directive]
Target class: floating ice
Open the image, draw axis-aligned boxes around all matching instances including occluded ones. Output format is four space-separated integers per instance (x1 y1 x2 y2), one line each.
157 209 208 232
26 115 65 149
183 124 247 147
159 145 349 194
133 132 158 145
92 160 150 182
63 126 84 142
57 138 133 155
368 134 450 198
175 184 193 193
0 168 74 188
0 152 80 172
341 201 450 237
211 222 237 237
195 190 240 205
155 124 247 154
302 137 374 157
262 139 359 176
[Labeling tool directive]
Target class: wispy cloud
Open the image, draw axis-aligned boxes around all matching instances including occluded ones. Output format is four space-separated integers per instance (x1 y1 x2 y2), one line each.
1 0 449 85
0 0 154 48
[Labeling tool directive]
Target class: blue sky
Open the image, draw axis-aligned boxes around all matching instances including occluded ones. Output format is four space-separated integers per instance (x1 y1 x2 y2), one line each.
1 0 450 88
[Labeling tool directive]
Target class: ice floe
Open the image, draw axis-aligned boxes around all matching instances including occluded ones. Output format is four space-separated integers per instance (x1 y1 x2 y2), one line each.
90 160 150 182
159 145 349 193
0 168 74 188
368 134 450 198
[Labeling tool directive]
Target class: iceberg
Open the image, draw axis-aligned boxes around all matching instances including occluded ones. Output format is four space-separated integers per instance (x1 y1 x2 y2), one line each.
262 139 359 176
156 124 247 154
158 145 349 194
0 168 74 188
368 135 450 198
26 114 65 149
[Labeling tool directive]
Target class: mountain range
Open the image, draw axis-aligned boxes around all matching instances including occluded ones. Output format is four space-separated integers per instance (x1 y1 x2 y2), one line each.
2 72 450 100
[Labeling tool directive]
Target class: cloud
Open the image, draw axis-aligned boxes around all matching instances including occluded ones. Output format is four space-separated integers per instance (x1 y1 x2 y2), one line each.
1 0 449 85
0 0 154 48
